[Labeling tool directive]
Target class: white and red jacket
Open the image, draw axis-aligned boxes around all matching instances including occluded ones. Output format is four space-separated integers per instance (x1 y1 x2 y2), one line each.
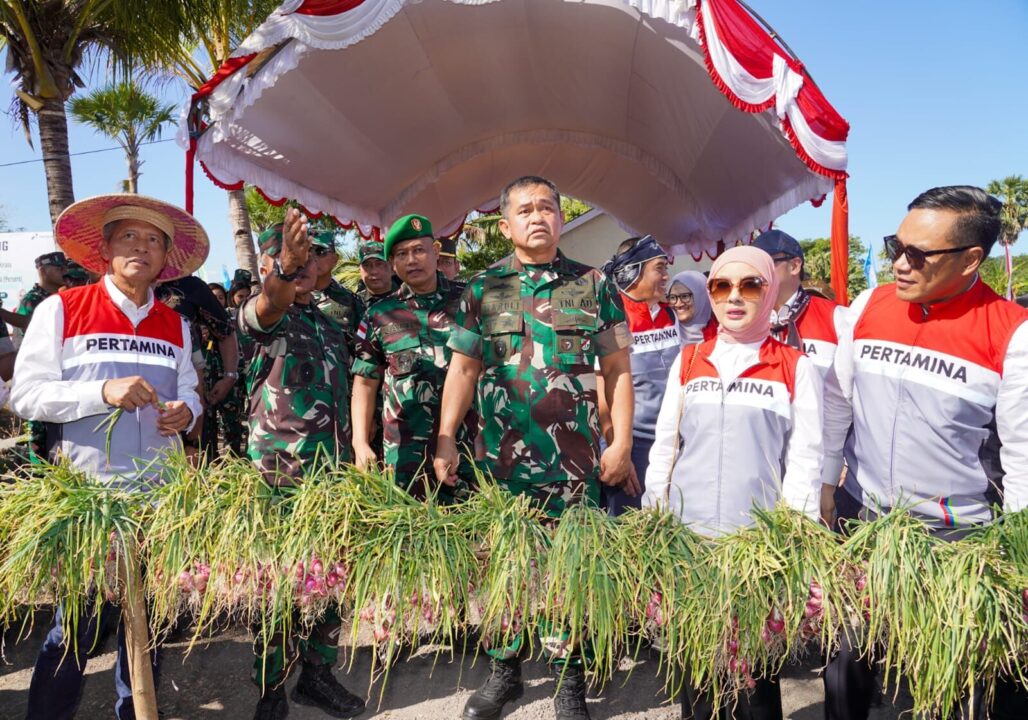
644 336 823 536
11 277 201 489
771 292 844 379
622 295 681 441
822 280 1028 527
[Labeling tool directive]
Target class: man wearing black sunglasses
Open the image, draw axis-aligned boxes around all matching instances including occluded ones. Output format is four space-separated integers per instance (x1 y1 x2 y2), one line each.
311 231 366 358
820 186 1028 720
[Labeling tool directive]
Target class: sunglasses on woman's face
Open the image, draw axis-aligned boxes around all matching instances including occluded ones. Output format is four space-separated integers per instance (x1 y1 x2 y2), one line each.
707 276 767 303
883 235 977 271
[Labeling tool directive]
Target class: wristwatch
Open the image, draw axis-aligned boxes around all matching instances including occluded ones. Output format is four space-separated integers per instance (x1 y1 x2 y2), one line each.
224 371 239 379
272 258 300 282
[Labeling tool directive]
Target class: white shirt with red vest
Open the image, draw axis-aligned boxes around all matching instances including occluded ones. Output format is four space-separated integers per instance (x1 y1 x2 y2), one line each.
644 336 824 536
770 291 845 379
622 295 681 441
821 280 1028 527
10 276 201 489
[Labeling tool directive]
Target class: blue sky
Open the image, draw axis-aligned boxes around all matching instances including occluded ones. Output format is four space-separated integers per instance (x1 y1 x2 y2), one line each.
1 0 1026 278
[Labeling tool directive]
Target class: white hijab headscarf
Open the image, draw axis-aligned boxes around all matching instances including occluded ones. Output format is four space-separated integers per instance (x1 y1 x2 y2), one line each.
669 270 711 345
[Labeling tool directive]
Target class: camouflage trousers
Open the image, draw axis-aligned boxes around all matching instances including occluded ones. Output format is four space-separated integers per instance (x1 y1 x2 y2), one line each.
219 384 248 457
252 606 341 691
482 475 600 666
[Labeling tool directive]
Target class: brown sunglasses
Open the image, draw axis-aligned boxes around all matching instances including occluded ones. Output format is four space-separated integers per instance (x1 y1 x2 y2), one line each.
707 276 767 302
883 235 977 271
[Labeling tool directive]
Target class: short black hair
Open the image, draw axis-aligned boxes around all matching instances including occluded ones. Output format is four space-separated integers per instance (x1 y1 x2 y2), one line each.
499 176 561 217
907 186 1002 256
615 237 644 255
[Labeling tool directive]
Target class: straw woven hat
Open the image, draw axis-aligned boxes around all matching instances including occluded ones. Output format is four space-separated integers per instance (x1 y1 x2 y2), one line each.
54 194 210 282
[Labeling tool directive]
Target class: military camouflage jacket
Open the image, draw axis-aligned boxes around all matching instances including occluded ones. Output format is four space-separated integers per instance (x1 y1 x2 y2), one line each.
357 286 395 309
239 296 352 485
353 273 475 492
448 251 631 485
313 280 364 352
14 283 51 341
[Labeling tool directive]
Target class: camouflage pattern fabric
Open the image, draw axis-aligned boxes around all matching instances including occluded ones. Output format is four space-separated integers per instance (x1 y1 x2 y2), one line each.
16 283 53 463
313 279 365 358
447 250 631 492
354 286 395 455
224 307 251 456
253 607 341 690
239 297 353 485
353 272 476 502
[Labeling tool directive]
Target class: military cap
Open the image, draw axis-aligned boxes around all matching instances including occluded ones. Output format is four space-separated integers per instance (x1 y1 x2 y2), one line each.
437 237 458 257
229 269 254 293
383 214 433 259
257 225 284 256
310 231 339 252
358 241 386 263
36 251 67 268
62 261 88 280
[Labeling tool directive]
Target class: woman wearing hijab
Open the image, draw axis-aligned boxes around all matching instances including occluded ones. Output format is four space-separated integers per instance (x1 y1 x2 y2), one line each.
643 246 826 720
667 270 715 345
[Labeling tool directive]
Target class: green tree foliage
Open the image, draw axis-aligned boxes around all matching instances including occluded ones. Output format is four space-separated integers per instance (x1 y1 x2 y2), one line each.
979 254 1028 299
798 236 879 300
986 175 1028 247
68 82 176 193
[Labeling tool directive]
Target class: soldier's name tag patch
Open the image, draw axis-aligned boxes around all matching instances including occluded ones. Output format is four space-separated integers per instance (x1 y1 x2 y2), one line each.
381 321 421 336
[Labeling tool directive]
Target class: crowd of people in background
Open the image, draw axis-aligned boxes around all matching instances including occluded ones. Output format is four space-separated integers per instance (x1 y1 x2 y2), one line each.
3 177 1027 720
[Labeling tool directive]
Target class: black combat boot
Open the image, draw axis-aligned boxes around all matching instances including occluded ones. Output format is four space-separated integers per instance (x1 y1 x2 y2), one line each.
291 662 366 718
552 663 591 720
253 684 289 720
462 656 524 720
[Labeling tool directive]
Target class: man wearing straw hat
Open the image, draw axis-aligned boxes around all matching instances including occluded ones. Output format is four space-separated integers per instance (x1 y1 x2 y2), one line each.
10 193 206 720
241 210 365 720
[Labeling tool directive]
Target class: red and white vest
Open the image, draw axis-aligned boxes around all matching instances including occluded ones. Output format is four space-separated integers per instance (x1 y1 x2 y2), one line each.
666 337 803 535
47 281 186 488
623 295 680 440
843 282 1028 526
772 294 839 378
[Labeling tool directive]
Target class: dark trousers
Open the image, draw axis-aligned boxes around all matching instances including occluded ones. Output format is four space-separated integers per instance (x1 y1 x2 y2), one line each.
681 676 783 720
824 487 1028 720
605 435 653 517
26 603 160 720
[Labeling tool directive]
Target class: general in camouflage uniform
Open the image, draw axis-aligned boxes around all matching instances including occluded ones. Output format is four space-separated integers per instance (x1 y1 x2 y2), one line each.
354 240 394 456
437 177 635 720
352 215 475 502
241 216 365 720
310 231 364 353
16 252 67 463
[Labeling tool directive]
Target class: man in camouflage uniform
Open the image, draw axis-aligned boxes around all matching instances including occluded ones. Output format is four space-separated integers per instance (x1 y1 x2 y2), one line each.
240 209 364 720
356 240 400 306
311 231 365 350
61 261 91 288
435 176 635 720
226 268 258 454
351 214 475 502
13 252 68 461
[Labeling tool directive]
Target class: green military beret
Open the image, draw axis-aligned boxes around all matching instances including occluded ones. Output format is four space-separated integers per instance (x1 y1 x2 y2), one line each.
383 214 433 259
311 231 338 251
358 241 385 263
437 237 457 257
257 225 284 256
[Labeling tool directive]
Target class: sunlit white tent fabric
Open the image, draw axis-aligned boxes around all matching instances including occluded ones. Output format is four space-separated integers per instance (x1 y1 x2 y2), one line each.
184 0 851 293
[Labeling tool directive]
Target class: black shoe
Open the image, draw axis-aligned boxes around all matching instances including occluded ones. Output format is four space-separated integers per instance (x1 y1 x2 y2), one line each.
462 656 525 720
291 662 366 718
553 664 591 720
254 684 289 720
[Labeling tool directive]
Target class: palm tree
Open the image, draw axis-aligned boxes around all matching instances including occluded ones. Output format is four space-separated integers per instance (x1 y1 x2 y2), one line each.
136 0 282 275
69 82 176 193
986 175 1028 246
0 1 198 224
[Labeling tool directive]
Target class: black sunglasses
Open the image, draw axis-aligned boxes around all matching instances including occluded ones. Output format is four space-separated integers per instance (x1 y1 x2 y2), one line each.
883 235 977 271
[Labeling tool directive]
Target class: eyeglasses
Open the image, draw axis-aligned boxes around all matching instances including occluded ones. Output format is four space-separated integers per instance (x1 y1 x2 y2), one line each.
883 235 977 271
310 245 335 257
666 292 694 305
707 276 767 303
